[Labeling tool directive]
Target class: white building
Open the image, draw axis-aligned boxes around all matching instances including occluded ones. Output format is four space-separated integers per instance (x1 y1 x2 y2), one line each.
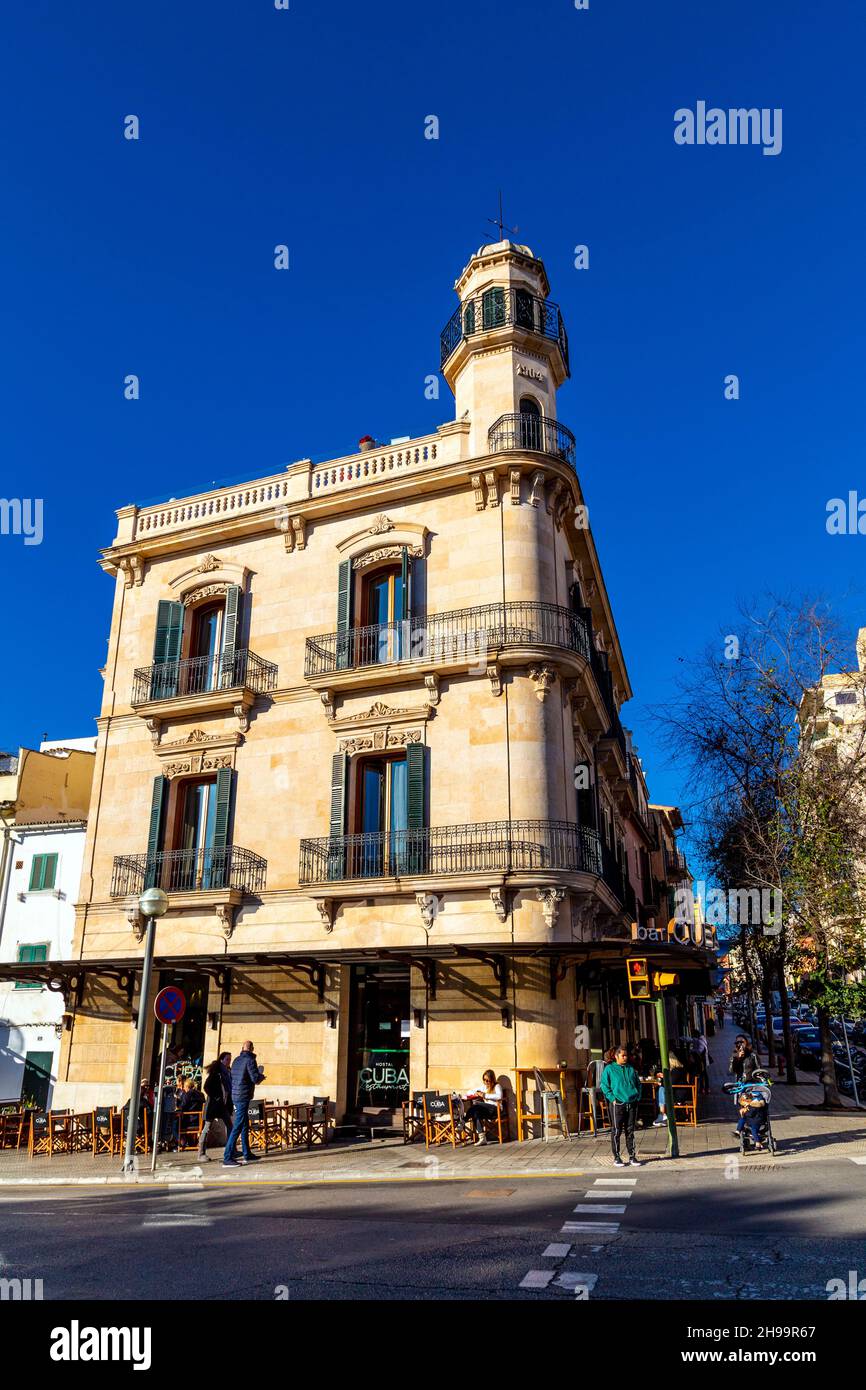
0 739 95 1107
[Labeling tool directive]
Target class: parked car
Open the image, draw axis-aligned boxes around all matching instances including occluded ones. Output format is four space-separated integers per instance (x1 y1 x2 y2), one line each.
794 1027 822 1069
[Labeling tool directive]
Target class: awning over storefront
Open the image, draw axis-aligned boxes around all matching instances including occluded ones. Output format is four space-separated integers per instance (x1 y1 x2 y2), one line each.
0 939 717 1005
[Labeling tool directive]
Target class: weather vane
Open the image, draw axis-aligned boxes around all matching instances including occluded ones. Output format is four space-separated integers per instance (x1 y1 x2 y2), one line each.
487 191 518 243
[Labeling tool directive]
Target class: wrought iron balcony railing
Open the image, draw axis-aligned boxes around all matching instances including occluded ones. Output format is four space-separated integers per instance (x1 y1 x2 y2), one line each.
487 413 576 470
110 846 268 897
132 649 278 705
664 847 689 880
299 819 604 885
304 600 591 678
440 288 570 373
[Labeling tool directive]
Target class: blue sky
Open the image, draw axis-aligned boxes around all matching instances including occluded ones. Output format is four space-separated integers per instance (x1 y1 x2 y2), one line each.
2 0 865 849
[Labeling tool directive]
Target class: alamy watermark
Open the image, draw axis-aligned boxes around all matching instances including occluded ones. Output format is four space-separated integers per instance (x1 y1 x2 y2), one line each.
674 102 782 157
687 881 783 936
0 497 43 546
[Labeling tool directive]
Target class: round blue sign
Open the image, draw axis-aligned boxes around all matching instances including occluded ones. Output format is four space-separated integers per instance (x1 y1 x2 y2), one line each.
154 986 186 1025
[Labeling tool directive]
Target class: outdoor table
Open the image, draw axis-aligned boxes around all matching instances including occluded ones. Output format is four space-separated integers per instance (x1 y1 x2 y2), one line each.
515 1066 569 1141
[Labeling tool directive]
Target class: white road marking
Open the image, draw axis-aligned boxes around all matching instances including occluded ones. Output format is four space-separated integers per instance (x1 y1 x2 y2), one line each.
591 1178 637 1186
848 1157 866 1165
519 1270 555 1289
555 1271 598 1294
542 1243 572 1258
582 1190 633 1199
561 1221 620 1233
573 1204 626 1214
142 1214 212 1227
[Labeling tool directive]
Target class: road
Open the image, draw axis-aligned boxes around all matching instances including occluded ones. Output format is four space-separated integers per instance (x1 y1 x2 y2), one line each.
1 1157 864 1301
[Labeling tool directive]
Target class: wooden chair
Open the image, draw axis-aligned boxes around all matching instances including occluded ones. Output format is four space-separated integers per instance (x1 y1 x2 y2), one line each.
402 1091 436 1144
672 1080 699 1127
292 1097 330 1149
120 1104 151 1155
262 1102 289 1153
0 1110 28 1151
93 1107 121 1156
246 1100 267 1151
70 1112 94 1154
27 1112 51 1157
177 1109 204 1151
480 1098 509 1144
423 1094 472 1149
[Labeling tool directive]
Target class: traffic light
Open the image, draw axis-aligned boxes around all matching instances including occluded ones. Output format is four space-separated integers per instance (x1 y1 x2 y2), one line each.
652 971 680 991
627 958 651 999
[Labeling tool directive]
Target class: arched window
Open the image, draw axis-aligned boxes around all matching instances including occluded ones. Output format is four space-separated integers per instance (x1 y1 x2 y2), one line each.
519 396 542 451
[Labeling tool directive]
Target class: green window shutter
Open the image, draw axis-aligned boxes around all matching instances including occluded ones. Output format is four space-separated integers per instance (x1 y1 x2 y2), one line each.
28 855 58 891
327 752 348 881
222 584 242 677
336 560 353 670
400 547 412 619
463 300 476 336
42 854 57 890
144 775 167 889
406 744 425 830
16 943 47 989
151 600 184 699
482 287 505 330
212 768 233 852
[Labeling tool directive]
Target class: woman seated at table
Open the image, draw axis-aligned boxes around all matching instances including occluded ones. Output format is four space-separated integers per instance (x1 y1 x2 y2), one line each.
463 1070 504 1145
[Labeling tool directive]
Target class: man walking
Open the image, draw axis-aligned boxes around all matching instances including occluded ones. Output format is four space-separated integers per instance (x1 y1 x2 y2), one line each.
223 1040 264 1167
600 1044 644 1168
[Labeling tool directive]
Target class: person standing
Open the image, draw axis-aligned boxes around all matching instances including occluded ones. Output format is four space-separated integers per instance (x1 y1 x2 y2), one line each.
223 1041 264 1167
729 1037 758 1083
691 1031 711 1094
600 1044 644 1168
198 1052 232 1161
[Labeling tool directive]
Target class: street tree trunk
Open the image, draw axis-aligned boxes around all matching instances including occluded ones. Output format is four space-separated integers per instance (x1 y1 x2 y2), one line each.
817 1004 843 1108
761 980 776 1067
776 967 797 1084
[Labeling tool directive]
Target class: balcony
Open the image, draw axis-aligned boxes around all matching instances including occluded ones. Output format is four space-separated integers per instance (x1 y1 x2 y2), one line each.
300 819 604 886
440 288 569 374
664 847 689 882
304 600 592 683
110 846 268 898
131 649 278 730
487 413 576 470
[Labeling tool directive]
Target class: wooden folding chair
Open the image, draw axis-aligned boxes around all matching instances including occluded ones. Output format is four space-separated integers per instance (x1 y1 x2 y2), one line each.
402 1091 436 1144
27 1113 51 1157
246 1100 267 1151
93 1107 120 1156
70 1112 94 1154
120 1104 150 1155
307 1097 330 1147
481 1098 509 1143
0 1111 27 1151
672 1080 698 1127
177 1109 204 1151
423 1094 472 1149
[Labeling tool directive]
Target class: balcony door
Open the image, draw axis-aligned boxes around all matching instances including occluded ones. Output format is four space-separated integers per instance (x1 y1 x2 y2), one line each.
174 777 219 889
145 768 233 892
191 601 225 693
362 562 406 664
519 397 542 451
356 754 409 876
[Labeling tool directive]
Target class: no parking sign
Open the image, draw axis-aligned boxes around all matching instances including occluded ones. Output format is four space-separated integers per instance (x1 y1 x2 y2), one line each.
154 986 186 1026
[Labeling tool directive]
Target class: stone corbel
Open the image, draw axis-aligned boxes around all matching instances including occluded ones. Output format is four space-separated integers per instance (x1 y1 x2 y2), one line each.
470 474 486 512
490 887 508 922
216 904 236 940
316 899 336 933
127 906 146 944
529 469 547 508
120 554 146 589
487 662 502 697
234 703 250 735
145 717 161 747
509 469 522 505
292 516 306 550
484 471 499 507
416 892 439 931
320 690 336 721
424 674 440 707
537 887 566 931
528 664 557 701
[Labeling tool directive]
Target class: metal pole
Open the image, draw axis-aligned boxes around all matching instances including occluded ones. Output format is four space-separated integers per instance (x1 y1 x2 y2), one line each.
839 1017 863 1109
121 912 156 1173
150 1022 169 1173
654 993 679 1158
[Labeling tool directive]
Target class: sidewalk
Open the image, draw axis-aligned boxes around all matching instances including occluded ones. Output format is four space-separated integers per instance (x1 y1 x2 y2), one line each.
2 1025 864 1186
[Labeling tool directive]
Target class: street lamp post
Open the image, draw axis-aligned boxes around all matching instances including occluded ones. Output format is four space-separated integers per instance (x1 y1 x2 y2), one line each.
121 887 169 1173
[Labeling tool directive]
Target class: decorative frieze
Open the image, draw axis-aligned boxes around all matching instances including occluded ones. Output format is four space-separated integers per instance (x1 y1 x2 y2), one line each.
352 544 423 571
182 582 229 608
339 727 423 755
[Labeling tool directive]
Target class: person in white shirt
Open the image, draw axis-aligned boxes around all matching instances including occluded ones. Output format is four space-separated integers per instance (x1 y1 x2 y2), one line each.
463 1069 504 1145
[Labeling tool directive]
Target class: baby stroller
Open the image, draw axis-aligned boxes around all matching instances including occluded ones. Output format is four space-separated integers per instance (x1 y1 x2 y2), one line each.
723 1070 776 1154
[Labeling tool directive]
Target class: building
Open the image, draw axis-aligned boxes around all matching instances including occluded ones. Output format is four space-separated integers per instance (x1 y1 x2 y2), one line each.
1 240 715 1126
0 739 96 1106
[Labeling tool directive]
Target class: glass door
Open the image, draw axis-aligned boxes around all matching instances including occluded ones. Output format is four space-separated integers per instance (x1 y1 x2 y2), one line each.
356 755 408 876
191 602 224 692
346 964 411 1115
176 778 218 888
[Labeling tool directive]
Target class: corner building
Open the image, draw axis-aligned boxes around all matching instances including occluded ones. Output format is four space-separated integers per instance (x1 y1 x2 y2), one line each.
49 241 714 1124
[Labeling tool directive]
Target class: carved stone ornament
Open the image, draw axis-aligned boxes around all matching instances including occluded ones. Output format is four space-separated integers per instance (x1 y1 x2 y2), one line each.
196 554 221 573
529 470 546 508
490 887 508 922
510 469 521 505
320 690 336 721
487 663 502 697
424 674 440 706
120 554 146 589
368 514 395 534
484 470 499 508
339 699 431 726
216 904 235 940
317 899 335 933
163 753 233 780
529 664 557 701
537 887 566 931
182 582 229 608
416 892 438 930
283 516 306 554
146 717 161 747
352 544 423 571
339 728 423 755
127 906 146 943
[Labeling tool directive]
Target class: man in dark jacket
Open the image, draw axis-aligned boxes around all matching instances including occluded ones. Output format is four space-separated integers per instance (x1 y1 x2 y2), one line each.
223 1041 264 1167
600 1044 644 1167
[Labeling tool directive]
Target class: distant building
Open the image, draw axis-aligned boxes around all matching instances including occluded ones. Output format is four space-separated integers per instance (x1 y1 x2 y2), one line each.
0 740 95 1107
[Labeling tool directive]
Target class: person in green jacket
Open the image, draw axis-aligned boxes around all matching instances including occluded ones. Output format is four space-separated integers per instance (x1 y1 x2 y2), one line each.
600 1045 644 1167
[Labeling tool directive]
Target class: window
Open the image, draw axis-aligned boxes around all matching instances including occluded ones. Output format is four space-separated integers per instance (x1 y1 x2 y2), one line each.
15 942 47 990
28 854 58 892
518 397 542 450
482 287 506 330
514 288 535 331
149 587 242 699
836 691 856 706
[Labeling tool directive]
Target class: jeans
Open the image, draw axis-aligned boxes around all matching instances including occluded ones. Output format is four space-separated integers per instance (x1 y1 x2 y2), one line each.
224 1098 251 1161
609 1100 638 1160
736 1111 763 1143
465 1101 498 1135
